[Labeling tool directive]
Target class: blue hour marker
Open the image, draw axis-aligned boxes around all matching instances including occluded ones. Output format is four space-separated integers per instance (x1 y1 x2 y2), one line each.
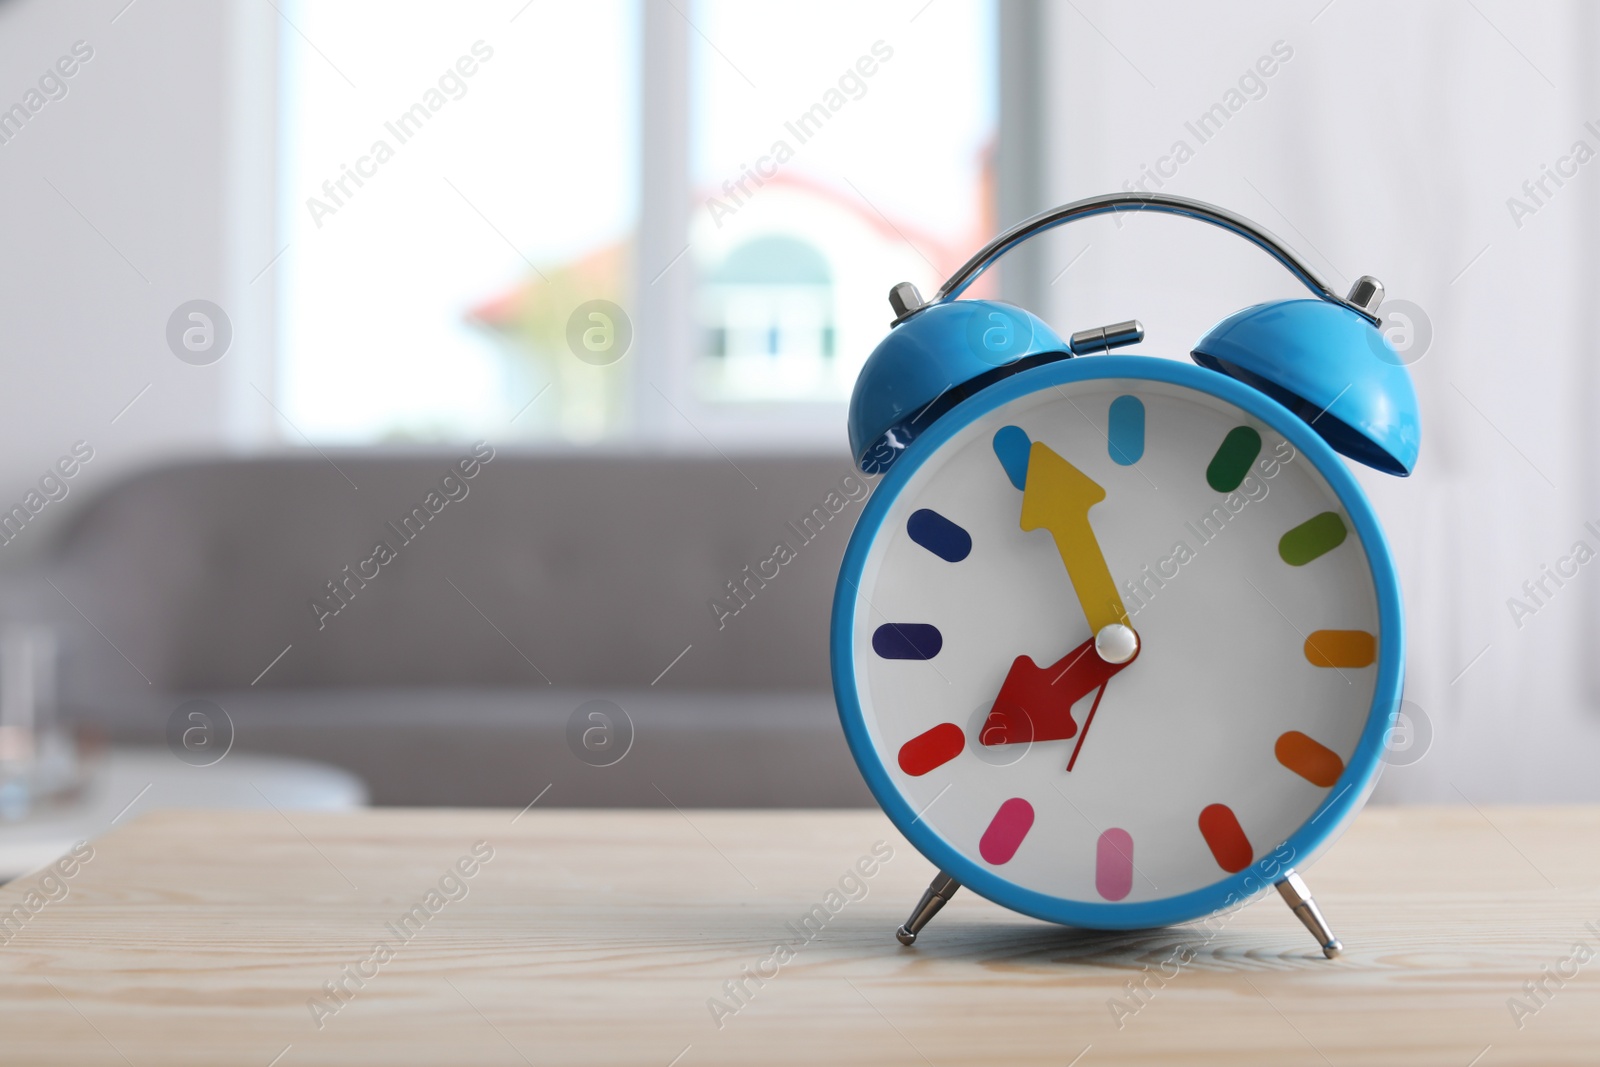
993 425 1031 490
907 509 972 562
873 623 943 660
1108 395 1145 465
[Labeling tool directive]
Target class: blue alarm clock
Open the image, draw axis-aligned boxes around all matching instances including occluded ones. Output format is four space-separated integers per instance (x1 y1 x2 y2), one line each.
831 193 1419 956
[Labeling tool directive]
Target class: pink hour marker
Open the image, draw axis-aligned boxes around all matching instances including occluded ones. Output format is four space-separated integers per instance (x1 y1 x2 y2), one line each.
1095 828 1135 901
979 798 1034 865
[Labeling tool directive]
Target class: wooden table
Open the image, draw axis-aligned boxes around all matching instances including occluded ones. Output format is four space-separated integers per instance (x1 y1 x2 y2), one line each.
2 807 1596 1065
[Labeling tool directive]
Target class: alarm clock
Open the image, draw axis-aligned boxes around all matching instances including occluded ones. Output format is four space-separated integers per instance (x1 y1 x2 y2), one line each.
831 193 1419 956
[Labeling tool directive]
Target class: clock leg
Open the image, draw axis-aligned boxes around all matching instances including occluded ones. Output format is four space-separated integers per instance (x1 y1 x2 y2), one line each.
1275 869 1342 959
896 871 961 946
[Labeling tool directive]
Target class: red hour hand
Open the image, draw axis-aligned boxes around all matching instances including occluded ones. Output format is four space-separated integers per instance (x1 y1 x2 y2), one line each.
981 635 1135 747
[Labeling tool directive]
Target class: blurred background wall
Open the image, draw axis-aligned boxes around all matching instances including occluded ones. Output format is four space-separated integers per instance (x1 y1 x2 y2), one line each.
0 0 1594 808
1031 1 1600 803
0 0 278 546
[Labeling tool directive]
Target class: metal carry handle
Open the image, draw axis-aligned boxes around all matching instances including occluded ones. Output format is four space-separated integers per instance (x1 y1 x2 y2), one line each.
932 192 1382 324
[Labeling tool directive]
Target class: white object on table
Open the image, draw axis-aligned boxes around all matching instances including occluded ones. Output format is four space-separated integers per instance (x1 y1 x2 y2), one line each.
0 747 366 881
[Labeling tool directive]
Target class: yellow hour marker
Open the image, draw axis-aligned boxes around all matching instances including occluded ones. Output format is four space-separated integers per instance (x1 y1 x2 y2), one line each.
1304 630 1376 668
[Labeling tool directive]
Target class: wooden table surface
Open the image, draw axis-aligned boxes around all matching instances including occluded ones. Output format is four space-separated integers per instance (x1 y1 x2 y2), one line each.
2 806 1597 1066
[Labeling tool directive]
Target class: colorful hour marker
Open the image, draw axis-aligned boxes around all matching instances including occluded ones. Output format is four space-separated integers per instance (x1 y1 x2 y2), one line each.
1304 630 1376 668
907 508 972 562
898 723 965 777
992 425 1031 490
1095 828 1135 901
979 798 1034 865
872 623 943 660
1275 731 1345 788
1206 426 1262 493
1199 803 1253 873
1107 395 1145 465
1279 512 1348 566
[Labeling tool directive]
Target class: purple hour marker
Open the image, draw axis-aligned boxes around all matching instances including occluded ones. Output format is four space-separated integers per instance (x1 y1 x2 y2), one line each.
872 623 943 660
907 508 972 562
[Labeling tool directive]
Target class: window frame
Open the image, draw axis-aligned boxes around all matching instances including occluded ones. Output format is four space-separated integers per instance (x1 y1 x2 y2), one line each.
256 0 1027 450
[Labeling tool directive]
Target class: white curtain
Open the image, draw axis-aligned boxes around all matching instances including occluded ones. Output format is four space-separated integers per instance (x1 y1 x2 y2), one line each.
1036 0 1600 801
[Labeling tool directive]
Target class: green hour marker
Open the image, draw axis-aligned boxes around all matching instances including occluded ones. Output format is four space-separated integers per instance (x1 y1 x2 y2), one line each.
1279 512 1348 566
1206 426 1261 493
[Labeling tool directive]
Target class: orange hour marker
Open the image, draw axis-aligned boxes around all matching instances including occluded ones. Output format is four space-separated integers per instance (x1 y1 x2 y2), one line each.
1304 630 1376 668
1275 730 1345 787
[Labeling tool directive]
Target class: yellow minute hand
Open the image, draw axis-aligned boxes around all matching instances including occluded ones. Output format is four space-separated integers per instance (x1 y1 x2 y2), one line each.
1019 441 1128 633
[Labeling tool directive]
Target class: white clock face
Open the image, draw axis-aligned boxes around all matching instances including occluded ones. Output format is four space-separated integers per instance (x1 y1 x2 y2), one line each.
846 375 1382 907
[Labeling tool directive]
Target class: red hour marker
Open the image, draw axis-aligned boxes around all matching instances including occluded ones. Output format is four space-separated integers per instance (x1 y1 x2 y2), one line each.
897 723 965 777
1198 803 1253 873
1095 828 1135 901
979 798 1035 865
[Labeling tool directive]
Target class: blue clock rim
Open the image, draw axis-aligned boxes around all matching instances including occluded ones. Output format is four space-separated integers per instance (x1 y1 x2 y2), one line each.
830 354 1405 931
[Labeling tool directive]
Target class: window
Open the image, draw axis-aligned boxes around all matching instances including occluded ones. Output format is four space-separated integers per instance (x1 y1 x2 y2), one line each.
275 0 994 446
688 0 997 420
277 1 638 443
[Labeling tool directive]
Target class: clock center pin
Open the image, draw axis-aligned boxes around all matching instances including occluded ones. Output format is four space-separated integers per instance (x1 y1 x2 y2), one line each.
1094 623 1139 665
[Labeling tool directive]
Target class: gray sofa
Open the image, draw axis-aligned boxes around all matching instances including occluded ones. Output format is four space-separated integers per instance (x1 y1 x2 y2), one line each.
32 448 877 807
